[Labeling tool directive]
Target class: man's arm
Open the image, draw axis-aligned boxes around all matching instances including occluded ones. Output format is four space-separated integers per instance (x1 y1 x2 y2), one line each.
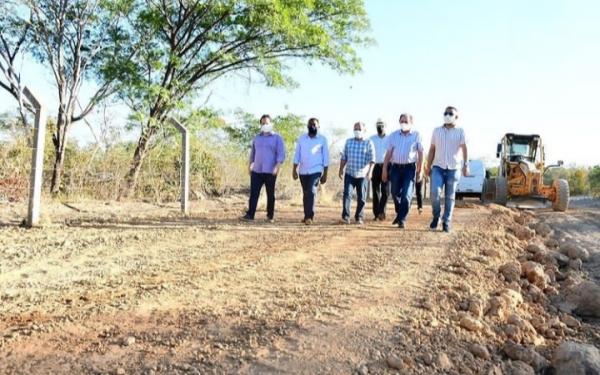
339 160 347 179
461 144 469 176
321 138 329 183
273 136 285 175
292 139 301 180
248 139 256 175
366 140 375 179
426 144 435 177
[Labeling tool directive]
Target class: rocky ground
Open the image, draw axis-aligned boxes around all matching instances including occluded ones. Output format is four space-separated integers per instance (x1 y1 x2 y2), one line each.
0 197 599 374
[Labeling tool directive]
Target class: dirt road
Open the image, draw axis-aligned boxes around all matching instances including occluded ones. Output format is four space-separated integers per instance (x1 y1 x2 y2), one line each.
0 197 492 374
1 198 599 374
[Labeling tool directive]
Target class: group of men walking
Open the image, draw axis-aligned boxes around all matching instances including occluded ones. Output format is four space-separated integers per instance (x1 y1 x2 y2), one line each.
242 106 469 233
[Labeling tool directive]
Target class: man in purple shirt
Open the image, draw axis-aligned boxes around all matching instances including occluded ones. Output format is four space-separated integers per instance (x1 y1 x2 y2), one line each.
242 114 285 222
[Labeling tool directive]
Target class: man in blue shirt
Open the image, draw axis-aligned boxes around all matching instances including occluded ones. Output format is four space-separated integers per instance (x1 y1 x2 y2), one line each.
382 114 424 229
339 122 375 225
293 118 329 225
242 114 285 222
369 119 390 221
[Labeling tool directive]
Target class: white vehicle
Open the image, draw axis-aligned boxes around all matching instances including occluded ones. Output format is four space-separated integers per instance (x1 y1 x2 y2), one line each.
456 160 486 200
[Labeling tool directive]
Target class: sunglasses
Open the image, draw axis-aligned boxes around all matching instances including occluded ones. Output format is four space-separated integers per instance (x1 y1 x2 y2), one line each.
444 112 455 116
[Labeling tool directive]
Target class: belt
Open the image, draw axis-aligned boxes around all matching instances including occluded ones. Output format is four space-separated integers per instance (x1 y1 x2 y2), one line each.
391 162 416 167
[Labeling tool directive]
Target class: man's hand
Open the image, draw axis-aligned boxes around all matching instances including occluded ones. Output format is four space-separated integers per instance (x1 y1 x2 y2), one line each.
338 169 344 180
248 164 252 175
273 165 279 176
462 165 470 177
382 169 388 183
292 169 299 180
320 172 328 184
416 170 423 183
425 166 431 177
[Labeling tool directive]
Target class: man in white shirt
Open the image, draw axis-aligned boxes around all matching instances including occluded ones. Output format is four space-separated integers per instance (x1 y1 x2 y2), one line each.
292 118 329 225
369 119 390 221
382 114 424 228
425 106 469 233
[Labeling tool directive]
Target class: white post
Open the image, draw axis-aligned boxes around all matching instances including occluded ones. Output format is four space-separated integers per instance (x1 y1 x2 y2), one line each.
168 118 190 214
23 87 47 227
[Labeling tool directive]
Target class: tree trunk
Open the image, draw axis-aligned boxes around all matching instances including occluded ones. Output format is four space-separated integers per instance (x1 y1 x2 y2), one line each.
120 126 156 199
50 113 70 194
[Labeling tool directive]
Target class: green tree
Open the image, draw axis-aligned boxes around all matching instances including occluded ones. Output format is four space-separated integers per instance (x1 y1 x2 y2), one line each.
589 166 600 197
14 0 133 193
568 168 588 196
104 0 372 196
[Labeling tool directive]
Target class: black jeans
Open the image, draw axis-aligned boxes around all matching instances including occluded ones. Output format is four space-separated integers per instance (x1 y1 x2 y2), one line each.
371 163 390 217
299 172 322 220
415 179 423 210
342 174 368 221
247 172 277 219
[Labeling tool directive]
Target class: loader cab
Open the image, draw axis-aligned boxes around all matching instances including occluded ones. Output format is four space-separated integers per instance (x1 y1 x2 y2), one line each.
497 134 544 175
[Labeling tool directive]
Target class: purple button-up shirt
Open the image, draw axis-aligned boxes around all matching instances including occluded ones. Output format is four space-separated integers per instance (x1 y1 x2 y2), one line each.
249 132 286 173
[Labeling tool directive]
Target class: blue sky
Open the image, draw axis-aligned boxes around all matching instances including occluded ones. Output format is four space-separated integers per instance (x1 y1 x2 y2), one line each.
2 0 599 166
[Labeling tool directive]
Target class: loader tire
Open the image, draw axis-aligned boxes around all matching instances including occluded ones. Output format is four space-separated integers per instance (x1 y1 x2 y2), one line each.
552 179 569 212
495 177 508 206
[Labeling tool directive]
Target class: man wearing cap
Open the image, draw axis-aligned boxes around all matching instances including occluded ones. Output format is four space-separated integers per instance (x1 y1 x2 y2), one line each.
382 114 424 229
369 119 390 221
425 106 469 233
339 121 375 225
242 114 285 222
293 118 329 225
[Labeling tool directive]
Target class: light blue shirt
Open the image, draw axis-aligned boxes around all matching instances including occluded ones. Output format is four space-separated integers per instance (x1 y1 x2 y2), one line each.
386 130 424 164
293 134 329 175
369 134 389 164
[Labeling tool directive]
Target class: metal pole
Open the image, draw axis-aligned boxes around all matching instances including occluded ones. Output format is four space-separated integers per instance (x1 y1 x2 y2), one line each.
23 87 47 227
168 118 189 214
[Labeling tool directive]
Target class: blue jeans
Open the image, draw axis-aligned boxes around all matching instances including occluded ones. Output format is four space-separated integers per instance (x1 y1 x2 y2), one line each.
430 166 461 224
299 172 322 220
390 163 416 224
247 172 277 219
342 174 368 220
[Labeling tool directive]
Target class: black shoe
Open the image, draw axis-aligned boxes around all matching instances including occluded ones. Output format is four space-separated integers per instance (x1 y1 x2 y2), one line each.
429 217 439 230
340 218 350 225
443 222 451 233
241 214 254 221
398 221 405 229
392 217 399 225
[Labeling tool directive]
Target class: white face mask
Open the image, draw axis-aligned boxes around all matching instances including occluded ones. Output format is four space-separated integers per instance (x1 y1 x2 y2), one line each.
400 123 411 132
261 123 273 133
353 130 363 139
444 115 456 125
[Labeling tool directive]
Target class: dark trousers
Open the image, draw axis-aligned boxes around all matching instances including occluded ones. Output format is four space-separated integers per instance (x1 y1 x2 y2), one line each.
247 172 277 219
371 163 390 218
415 179 423 209
342 174 368 221
299 172 322 220
390 163 416 224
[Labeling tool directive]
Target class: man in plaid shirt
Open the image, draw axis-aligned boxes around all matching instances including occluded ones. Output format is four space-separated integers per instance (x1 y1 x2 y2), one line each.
338 122 375 224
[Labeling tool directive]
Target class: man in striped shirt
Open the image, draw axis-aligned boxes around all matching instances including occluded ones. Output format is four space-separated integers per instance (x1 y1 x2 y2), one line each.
382 114 424 228
425 106 469 233
338 122 375 224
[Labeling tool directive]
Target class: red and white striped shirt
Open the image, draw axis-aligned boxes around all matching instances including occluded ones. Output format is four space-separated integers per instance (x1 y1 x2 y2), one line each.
430 126 466 170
